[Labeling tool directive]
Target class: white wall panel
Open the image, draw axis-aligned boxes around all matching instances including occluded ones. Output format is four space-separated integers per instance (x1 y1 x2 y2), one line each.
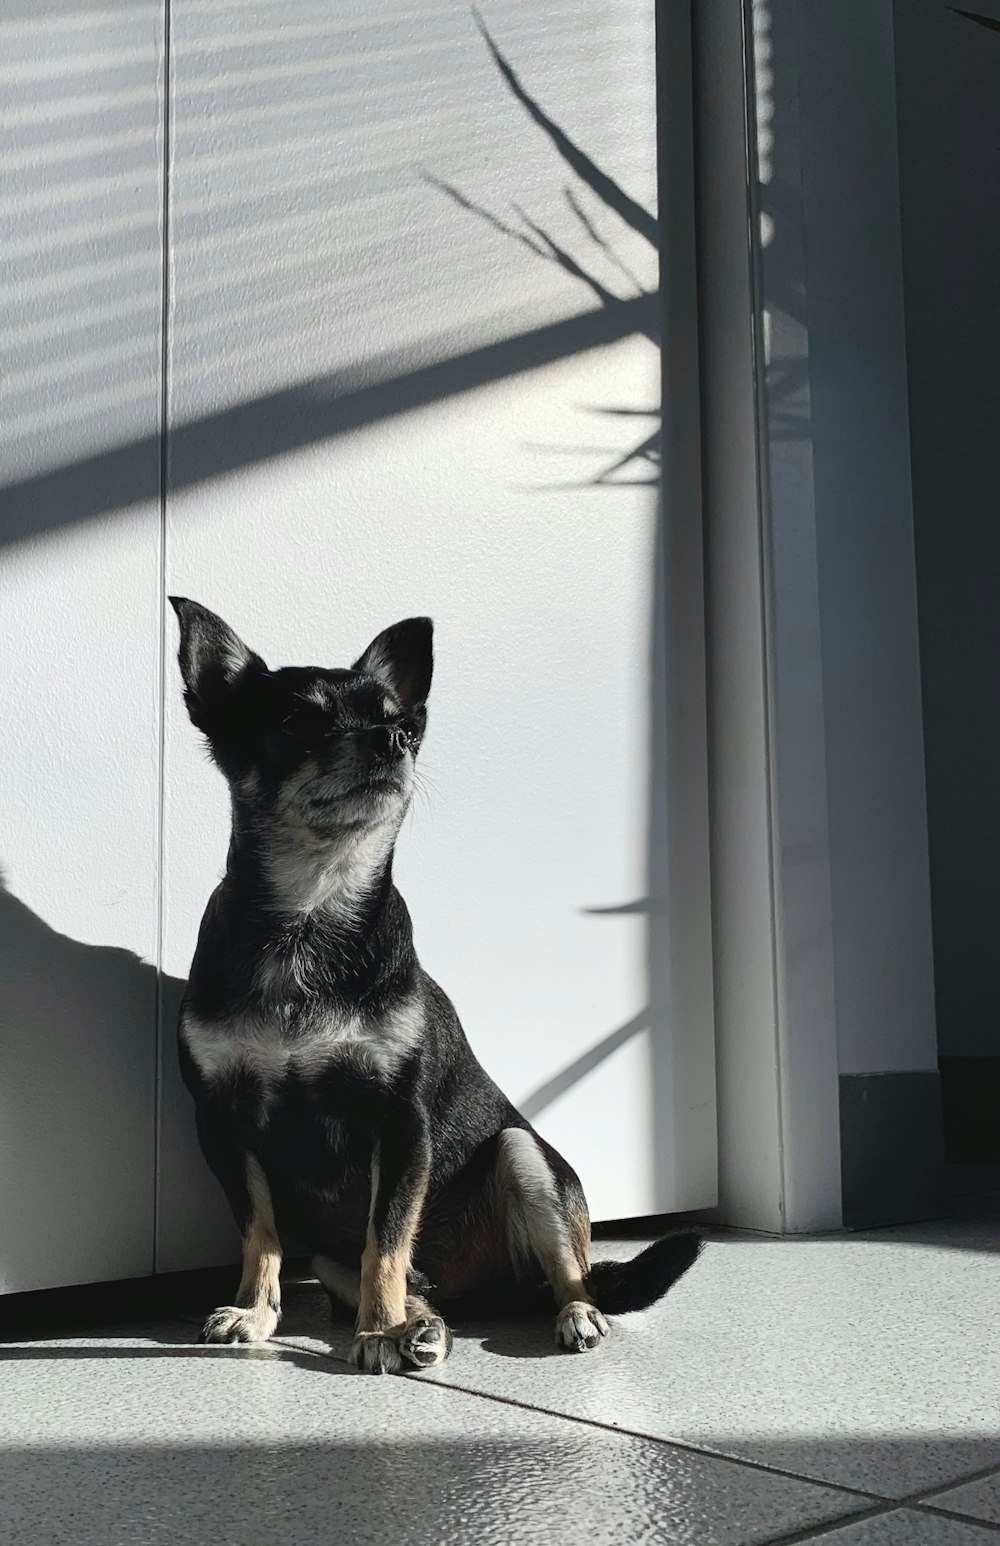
0 0 163 1292
157 0 716 1266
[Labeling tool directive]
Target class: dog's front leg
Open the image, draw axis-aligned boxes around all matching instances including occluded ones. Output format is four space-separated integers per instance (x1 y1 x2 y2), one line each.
350 1117 432 1374
195 1102 282 1346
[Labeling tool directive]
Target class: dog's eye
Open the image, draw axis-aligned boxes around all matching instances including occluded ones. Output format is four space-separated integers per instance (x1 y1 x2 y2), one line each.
284 707 335 745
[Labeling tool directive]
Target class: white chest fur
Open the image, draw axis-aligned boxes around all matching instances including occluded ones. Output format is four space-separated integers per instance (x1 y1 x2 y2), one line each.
181 997 423 1093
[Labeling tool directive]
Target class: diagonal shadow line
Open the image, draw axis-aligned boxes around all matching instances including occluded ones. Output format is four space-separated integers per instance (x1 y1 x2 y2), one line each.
0 1344 359 1376
419 173 654 336
0 297 656 548
473 9 658 250
950 7 1000 34
563 186 646 295
512 204 635 318
418 169 550 258
518 1010 648 1121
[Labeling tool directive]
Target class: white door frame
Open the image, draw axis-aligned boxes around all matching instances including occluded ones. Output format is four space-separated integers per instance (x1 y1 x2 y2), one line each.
691 0 936 1234
692 0 844 1234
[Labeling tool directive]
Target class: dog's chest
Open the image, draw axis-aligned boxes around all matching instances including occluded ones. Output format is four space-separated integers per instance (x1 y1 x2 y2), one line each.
181 997 420 1096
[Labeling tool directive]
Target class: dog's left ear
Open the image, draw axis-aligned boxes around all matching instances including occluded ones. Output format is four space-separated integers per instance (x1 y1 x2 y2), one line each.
353 617 433 711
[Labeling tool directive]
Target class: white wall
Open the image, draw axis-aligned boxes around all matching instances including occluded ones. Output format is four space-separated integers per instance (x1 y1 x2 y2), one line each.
0 1 163 1292
157 0 717 1269
0 0 717 1290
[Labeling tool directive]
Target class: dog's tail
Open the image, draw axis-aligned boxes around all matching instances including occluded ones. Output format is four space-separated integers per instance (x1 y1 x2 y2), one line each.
585 1230 702 1314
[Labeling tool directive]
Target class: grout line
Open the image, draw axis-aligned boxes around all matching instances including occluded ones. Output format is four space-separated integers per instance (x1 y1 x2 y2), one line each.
765 1499 1000 1546
336 1355 1000 1535
166 1294 1000 1525
761 1501 897 1545
266 1322 885 1506
915 1503 1000 1536
18 1318 1000 1541
93 1308 1000 1538
410 1374 880 1499
907 1462 1000 1509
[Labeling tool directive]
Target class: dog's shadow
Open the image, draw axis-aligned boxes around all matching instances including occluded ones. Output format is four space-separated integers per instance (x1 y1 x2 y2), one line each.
1 1260 583 1373
459 1316 566 1361
310 1316 566 1368
269 1278 566 1366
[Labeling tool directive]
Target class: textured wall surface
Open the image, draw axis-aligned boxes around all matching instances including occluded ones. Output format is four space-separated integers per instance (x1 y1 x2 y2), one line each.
0 0 163 1291
1 2 716 1289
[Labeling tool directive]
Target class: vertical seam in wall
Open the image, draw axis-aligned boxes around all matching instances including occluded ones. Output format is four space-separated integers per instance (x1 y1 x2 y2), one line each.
740 0 787 1229
153 0 173 1276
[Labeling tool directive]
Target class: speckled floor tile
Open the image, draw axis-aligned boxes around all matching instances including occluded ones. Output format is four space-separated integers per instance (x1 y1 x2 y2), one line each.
0 1321 196 1348
262 1224 1000 1501
0 1325 869 1545
792 1508 1000 1543
926 1472 1000 1528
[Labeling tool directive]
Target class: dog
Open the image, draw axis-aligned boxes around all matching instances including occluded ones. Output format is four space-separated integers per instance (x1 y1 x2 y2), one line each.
169 598 701 1373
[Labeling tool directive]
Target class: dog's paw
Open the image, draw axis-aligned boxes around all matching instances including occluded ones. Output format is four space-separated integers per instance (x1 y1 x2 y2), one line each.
350 1331 404 1375
555 1301 609 1353
399 1314 453 1370
199 1304 279 1345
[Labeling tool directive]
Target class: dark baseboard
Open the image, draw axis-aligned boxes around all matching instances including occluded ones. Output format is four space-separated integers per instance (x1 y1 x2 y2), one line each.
590 1209 713 1240
840 1070 945 1228
937 1162 1000 1218
0 1258 312 1334
939 1056 1000 1163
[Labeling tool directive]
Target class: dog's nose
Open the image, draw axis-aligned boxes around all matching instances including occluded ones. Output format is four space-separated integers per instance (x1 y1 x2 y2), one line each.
372 724 407 759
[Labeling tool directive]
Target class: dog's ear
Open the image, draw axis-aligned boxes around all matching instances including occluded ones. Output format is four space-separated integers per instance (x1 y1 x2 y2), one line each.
169 598 266 725
353 617 433 712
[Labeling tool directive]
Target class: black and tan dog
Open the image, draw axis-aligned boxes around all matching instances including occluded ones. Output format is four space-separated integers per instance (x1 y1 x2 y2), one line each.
170 599 701 1374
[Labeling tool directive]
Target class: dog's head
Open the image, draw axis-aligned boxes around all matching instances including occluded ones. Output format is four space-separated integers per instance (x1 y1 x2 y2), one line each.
170 599 432 858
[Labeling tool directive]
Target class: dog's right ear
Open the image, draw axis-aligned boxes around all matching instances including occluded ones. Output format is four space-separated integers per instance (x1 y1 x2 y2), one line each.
168 598 266 727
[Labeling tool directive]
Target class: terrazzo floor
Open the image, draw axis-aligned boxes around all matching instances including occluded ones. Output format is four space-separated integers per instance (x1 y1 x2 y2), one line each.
2 1219 998 1544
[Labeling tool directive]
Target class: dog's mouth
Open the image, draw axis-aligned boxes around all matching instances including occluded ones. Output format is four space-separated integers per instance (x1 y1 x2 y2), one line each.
300 767 403 813
351 772 401 799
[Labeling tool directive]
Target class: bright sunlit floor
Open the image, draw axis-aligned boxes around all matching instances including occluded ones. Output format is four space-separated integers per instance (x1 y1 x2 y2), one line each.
2 1220 999 1544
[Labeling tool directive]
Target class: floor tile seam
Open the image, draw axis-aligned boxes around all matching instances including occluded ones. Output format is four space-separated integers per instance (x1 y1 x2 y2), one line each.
760 1500 900 1545
762 1498 1000 1545
197 1328 920 1511
275 1333 1000 1513
387 1371 890 1504
912 1502 1000 1535
245 1330 889 1503
94 1319 1000 1525
198 1324 869 1496
904 1462 1000 1510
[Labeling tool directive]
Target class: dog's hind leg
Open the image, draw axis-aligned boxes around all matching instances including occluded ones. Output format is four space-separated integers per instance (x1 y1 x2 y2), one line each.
313 1256 360 1321
496 1127 609 1352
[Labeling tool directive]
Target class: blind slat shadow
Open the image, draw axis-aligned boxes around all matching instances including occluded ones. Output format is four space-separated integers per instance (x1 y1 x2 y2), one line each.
1 298 655 550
